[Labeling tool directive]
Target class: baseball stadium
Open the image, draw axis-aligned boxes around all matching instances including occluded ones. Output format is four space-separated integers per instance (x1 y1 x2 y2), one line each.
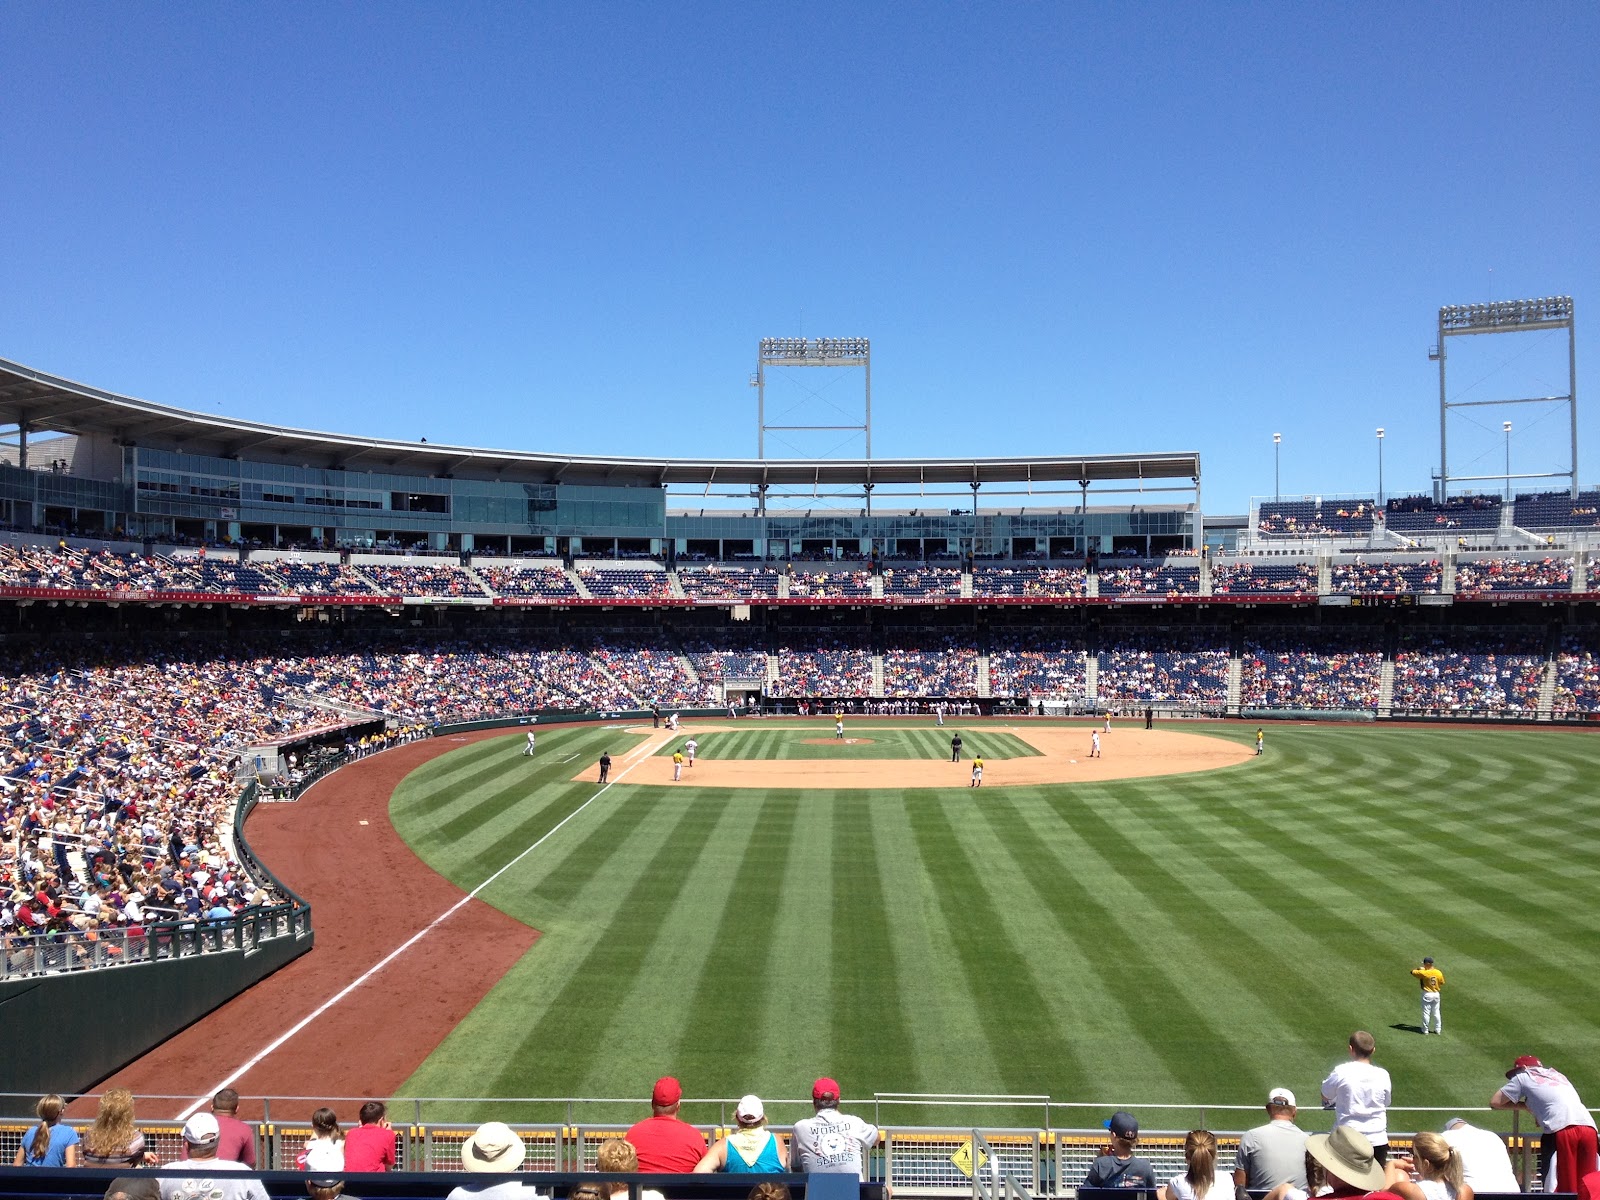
1 306 1597 1198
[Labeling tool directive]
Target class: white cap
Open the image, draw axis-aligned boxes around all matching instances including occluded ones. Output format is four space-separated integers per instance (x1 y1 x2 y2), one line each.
1268 1088 1296 1107
736 1094 765 1122
183 1112 220 1145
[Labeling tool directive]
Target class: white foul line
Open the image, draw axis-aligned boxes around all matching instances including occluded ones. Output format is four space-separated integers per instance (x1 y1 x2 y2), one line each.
176 728 668 1119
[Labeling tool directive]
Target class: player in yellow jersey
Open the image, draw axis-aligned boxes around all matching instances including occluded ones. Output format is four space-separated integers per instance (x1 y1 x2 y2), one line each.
1411 956 1444 1034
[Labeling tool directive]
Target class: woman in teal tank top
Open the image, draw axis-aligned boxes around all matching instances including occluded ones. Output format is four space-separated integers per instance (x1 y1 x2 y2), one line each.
694 1096 786 1174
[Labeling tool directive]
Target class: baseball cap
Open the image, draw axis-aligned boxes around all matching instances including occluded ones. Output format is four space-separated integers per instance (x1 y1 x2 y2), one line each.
182 1112 220 1145
1506 1055 1542 1079
652 1076 683 1107
1422 956 1433 964
736 1095 765 1122
1268 1088 1297 1108
813 1077 841 1104
1105 1111 1139 1139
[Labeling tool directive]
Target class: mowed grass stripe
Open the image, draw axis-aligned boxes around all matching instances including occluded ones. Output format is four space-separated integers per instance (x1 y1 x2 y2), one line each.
831 795 918 1090
483 790 726 1094
673 791 801 1088
906 797 1080 1096
681 727 1039 760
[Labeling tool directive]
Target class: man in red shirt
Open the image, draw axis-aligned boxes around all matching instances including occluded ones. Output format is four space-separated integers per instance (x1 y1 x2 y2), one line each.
342 1101 398 1172
624 1077 706 1172
210 1089 256 1166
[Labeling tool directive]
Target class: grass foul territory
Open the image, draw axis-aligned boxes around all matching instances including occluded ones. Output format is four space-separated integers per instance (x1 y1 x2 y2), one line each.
387 721 1600 1118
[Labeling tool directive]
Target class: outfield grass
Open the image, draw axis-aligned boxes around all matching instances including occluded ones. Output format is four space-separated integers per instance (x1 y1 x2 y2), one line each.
655 724 1042 760
389 721 1600 1120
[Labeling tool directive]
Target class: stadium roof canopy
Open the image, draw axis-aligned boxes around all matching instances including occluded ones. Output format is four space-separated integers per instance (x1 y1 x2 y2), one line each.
0 356 1199 490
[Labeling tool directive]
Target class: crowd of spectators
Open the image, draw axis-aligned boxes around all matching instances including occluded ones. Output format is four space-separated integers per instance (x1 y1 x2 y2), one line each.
1455 558 1572 594
357 563 488 598
989 631 1086 697
1392 632 1546 714
1514 489 1600 530
1552 634 1600 715
970 566 1087 598
1240 633 1383 710
1213 562 1319 594
1386 494 1501 532
776 634 874 696
1097 632 1229 705
881 634 977 695
578 569 676 601
1096 564 1202 597
1330 560 1442 594
474 565 581 599
1255 499 1375 536
680 633 769 686
786 571 873 600
676 567 781 601
879 568 962 599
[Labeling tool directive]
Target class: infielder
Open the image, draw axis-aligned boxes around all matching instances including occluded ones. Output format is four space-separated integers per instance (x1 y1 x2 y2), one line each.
685 737 697 767
1103 713 1111 733
523 731 537 756
1090 729 1101 758
970 756 984 787
672 750 684 781
835 718 845 740
1411 957 1444 1034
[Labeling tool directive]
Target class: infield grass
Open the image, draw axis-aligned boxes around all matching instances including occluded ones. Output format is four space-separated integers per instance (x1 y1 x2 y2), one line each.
655 725 1041 760
389 720 1600 1122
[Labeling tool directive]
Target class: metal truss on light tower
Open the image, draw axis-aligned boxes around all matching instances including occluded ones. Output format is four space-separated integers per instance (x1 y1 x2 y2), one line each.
754 336 871 457
1432 296 1578 499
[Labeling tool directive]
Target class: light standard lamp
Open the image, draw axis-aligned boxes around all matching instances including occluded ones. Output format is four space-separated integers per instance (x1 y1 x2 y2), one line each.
1273 433 1281 502
1376 427 1385 505
1503 421 1512 501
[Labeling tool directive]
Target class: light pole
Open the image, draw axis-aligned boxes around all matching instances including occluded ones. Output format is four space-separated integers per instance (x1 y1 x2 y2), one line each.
1273 433 1281 503
1376 428 1385 505
1503 421 1512 500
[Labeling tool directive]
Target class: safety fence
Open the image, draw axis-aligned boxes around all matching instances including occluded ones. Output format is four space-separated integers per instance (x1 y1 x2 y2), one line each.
0 1118 1540 1196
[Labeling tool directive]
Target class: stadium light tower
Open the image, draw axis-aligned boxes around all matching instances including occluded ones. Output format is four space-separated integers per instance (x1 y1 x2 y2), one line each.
1434 296 1577 498
1503 420 1513 500
1376 427 1385 505
755 337 871 459
1273 432 1281 502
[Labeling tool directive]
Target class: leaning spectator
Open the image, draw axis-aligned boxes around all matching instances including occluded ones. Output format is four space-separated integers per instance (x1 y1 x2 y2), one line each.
624 1077 706 1172
81 1088 159 1168
446 1122 539 1200
341 1101 397 1173
190 1088 255 1167
159 1113 268 1200
694 1095 785 1174
13 1092 79 1167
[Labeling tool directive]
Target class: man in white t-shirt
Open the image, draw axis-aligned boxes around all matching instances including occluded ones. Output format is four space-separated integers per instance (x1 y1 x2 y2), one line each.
1440 1118 1519 1194
790 1077 878 1179
1321 1030 1392 1163
1491 1055 1598 1194
160 1114 267 1200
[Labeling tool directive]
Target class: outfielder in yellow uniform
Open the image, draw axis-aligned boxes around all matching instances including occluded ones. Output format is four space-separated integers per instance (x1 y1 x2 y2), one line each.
1411 957 1444 1034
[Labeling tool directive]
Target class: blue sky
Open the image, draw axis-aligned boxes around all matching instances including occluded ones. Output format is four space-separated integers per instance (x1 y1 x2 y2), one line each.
2 3 1595 515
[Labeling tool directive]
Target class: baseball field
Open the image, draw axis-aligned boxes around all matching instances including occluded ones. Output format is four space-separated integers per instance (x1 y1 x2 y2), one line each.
385 718 1600 1123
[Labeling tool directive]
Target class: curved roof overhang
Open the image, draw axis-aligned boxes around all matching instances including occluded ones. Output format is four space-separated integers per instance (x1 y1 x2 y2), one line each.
0 356 1199 489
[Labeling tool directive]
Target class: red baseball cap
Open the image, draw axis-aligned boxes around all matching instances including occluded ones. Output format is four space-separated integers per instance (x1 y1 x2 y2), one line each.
652 1077 683 1106
813 1078 841 1103
1506 1056 1542 1079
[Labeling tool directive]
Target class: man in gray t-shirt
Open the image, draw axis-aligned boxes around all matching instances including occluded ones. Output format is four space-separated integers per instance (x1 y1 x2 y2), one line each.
1233 1088 1309 1196
790 1078 879 1180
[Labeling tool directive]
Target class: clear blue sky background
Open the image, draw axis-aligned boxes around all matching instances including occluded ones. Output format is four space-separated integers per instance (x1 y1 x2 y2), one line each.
2 3 1595 514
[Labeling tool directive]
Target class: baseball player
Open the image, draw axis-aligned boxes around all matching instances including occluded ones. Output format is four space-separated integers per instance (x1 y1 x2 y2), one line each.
672 750 684 781
1103 713 1111 733
936 702 946 727
835 718 845 740
1090 729 1102 758
523 730 537 756
1411 957 1444 1034
970 756 984 787
668 712 680 731
685 737 697 767
1256 728 1265 755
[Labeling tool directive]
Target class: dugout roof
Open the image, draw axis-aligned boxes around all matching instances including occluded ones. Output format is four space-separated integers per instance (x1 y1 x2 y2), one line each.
0 356 1199 489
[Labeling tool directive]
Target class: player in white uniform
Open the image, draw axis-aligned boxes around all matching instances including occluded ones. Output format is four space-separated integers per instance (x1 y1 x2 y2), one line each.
523 731 537 755
835 718 844 740
685 737 697 767
1090 730 1102 758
